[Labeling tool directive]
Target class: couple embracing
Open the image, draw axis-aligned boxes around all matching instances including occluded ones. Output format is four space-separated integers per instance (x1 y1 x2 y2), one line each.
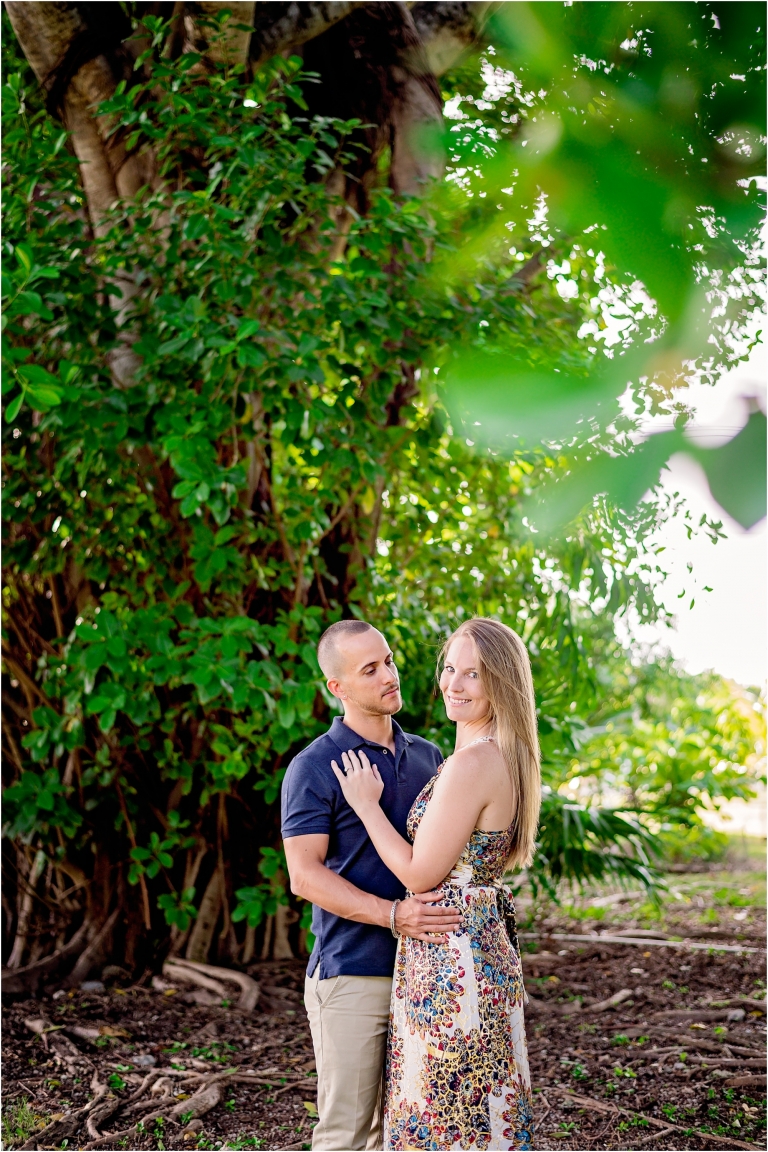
281 616 540 1152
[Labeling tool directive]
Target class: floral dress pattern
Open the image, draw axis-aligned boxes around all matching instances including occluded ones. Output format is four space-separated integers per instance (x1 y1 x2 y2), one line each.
383 755 534 1151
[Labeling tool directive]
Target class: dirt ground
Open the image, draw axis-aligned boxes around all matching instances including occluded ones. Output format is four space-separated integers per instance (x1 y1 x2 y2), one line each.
2 856 765 1151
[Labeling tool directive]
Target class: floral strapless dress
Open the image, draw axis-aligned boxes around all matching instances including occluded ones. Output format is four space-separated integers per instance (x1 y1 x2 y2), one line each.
383 762 534 1151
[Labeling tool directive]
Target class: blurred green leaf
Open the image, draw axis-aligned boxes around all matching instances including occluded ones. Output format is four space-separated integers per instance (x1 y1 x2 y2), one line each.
529 432 680 533
445 351 618 444
693 410 767 529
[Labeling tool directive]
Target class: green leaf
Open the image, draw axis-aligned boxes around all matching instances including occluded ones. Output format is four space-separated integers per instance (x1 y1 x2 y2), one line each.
85 692 111 714
19 364 61 387
183 215 209 241
180 493 199 517
5 392 23 422
214 524 239 546
58 360 80 385
444 344 656 447
14 243 32 273
235 318 260 341
236 343 265 368
83 645 107 673
99 708 117 733
25 384 63 410
171 479 198 499
159 334 191 356
693 411 767 530
276 698 295 730
13 290 52 318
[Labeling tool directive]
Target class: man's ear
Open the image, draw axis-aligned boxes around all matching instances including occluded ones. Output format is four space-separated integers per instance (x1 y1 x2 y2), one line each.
326 677 345 701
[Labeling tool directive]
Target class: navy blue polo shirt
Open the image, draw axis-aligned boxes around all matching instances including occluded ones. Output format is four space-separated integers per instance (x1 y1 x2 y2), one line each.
281 716 443 979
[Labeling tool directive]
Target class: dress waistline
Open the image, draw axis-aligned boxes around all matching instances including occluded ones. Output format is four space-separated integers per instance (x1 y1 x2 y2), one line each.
434 878 520 955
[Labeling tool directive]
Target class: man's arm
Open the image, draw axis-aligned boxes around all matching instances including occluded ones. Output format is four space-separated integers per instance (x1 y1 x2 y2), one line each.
284 834 462 943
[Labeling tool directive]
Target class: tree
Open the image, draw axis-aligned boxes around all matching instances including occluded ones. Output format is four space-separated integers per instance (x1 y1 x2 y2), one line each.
1 0 497 983
2 3 763 990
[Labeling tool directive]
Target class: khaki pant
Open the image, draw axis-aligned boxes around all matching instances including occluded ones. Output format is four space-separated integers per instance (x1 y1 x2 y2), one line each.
304 970 392 1151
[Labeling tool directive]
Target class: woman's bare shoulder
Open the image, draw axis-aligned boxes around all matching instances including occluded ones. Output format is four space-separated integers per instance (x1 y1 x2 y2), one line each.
455 737 504 762
439 739 505 783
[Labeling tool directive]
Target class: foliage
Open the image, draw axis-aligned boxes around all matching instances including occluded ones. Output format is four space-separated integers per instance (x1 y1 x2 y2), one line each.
565 660 765 826
659 823 730 868
529 789 661 895
1 8 763 967
373 426 679 891
156 887 198 932
232 847 289 929
442 1 766 530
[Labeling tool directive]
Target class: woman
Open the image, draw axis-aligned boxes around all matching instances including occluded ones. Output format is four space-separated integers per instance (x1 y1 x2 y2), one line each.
331 616 541 1151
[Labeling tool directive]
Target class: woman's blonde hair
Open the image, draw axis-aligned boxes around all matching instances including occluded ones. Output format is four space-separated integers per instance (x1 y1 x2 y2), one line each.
440 616 541 869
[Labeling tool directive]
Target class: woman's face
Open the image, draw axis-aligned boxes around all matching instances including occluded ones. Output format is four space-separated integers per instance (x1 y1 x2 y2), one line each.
440 634 490 725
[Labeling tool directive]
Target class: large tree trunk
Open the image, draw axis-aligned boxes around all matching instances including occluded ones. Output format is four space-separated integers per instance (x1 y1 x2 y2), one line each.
2 0 493 987
5 2 492 217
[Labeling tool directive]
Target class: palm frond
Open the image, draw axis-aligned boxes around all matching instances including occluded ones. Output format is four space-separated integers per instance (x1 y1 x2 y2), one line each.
520 788 664 900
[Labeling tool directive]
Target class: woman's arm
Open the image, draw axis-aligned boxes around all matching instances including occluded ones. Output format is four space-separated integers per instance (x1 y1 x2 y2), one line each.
331 748 489 891
283 833 462 942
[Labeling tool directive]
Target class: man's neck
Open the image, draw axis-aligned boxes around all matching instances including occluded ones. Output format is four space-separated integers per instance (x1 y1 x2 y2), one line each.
341 709 396 753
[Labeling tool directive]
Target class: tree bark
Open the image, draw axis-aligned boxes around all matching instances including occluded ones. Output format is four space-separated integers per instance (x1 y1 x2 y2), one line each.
412 2 498 76
300 2 443 201
185 864 222 963
169 843 208 955
4 2 157 221
6 848 46 969
273 902 297 959
259 913 274 960
250 1 367 66
65 905 121 986
4 0 495 388
1 920 90 995
192 1 256 64
4 0 495 212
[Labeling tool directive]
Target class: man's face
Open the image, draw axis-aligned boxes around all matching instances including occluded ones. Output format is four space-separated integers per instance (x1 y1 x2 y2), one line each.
328 629 402 716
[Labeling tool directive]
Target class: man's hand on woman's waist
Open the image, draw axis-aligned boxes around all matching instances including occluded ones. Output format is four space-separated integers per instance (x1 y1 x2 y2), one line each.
395 890 462 943
284 833 462 942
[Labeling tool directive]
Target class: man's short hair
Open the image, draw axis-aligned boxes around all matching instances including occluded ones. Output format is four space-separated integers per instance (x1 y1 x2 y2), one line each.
317 619 374 679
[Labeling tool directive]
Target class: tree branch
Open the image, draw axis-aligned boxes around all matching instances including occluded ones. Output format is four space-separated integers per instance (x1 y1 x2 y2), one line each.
250 1 368 66
1 650 48 707
410 1 499 76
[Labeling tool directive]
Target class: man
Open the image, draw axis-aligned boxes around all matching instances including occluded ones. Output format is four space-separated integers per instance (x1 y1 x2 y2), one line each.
281 619 461 1151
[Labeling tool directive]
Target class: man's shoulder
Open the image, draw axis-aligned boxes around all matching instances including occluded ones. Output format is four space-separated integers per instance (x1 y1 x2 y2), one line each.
285 729 337 776
281 730 339 814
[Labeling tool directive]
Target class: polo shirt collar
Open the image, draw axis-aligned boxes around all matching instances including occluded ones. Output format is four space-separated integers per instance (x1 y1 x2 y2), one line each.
328 715 413 754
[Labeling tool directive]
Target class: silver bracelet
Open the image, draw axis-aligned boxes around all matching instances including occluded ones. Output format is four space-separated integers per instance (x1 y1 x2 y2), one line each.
390 899 401 938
